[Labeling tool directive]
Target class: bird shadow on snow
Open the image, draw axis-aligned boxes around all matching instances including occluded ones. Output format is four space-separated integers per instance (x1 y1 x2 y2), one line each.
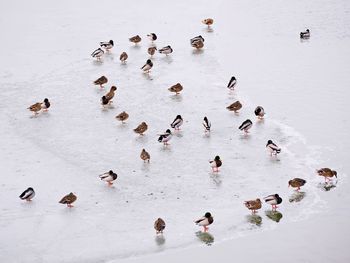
246 214 263 227
318 181 337 191
135 135 149 144
154 234 166 246
195 231 214 246
169 94 183 102
289 191 306 203
202 27 214 33
192 49 204 55
265 210 283 223
160 56 173 64
210 173 222 187
92 60 103 66
129 45 141 50
142 73 153 81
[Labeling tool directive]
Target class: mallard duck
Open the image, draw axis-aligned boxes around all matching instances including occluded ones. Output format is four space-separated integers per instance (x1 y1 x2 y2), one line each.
202 18 214 27
94 76 108 88
28 99 49 115
148 47 157 57
134 122 148 135
141 59 153 73
59 192 77 207
239 119 253 133
195 212 213 232
140 148 150 163
99 170 118 185
154 218 165 234
105 86 117 102
227 76 237 90
203 116 211 132
254 106 265 119
19 187 35 201
264 194 282 211
168 83 183 95
266 140 281 155
100 40 114 51
300 29 310 39
115 111 129 123
129 35 141 44
209 155 222 172
170 115 183 130
190 35 205 49
91 48 104 60
288 178 307 191
226 101 242 113
158 129 172 145
147 33 157 42
244 198 262 214
159 45 173 55
317 168 337 182
119 52 128 63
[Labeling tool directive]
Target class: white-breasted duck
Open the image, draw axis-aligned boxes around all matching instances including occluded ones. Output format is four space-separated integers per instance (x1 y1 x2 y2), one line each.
227 76 237 90
209 155 222 172
99 170 118 186
266 140 281 156
147 33 157 42
100 40 114 51
239 119 253 133
159 45 173 55
141 59 153 73
264 194 282 211
300 29 310 39
195 212 214 232
170 115 183 130
254 106 265 119
158 129 172 145
203 116 211 132
91 48 104 60
19 187 35 201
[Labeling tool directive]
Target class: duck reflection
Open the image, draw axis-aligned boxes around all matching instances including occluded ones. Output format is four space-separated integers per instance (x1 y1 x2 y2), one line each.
318 181 337 191
195 231 214 246
265 210 283 223
246 214 262 227
155 234 166 246
289 191 306 203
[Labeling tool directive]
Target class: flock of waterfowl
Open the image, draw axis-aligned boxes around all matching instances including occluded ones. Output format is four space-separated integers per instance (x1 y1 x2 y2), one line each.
24 19 337 236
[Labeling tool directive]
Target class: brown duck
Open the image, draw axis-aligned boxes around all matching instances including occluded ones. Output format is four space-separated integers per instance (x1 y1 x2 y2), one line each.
105 86 117 102
288 178 307 191
140 148 150 162
317 168 337 182
93 76 108 88
115 111 129 123
226 101 242 113
202 18 214 27
28 99 49 115
120 52 128 63
148 47 157 57
244 198 262 214
129 35 141 44
168 83 183 95
59 192 77 207
134 122 148 135
154 218 166 234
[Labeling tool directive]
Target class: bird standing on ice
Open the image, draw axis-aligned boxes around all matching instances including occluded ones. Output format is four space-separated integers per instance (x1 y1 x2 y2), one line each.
115 111 129 123
190 35 205 49
59 193 77 208
170 115 183 130
195 212 214 232
203 116 211 132
28 98 50 115
129 35 142 44
288 178 306 191
316 168 337 182
168 83 183 95
209 156 222 172
254 106 265 119
119 52 128 63
19 187 35 201
147 33 157 42
158 129 172 145
134 122 148 135
91 48 104 60
148 47 157 57
266 140 281 156
202 18 214 28
99 170 118 186
100 40 114 51
244 198 262 214
140 149 150 163
141 59 153 73
159 45 173 55
238 119 253 133
300 29 310 39
154 218 166 234
94 76 108 88
226 101 242 113
227 76 237 90
264 194 282 211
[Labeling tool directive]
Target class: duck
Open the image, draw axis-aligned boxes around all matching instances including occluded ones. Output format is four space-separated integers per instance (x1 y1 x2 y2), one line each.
91 48 104 60
119 52 128 63
202 18 214 27
266 140 281 156
202 116 211 132
239 119 253 133
154 218 166 234
28 99 49 115
264 194 282 211
115 111 129 123
41 98 50 111
227 76 237 90
170 115 183 130
101 96 111 107
19 187 35 201
104 86 117 102
300 29 310 39
195 212 213 232
93 76 108 88
147 33 157 42
190 35 205 49
288 178 307 191
99 170 118 185
100 40 114 51
140 148 150 163
226 101 242 113
209 155 222 172
148 47 157 57
244 198 262 214
141 59 153 73
317 168 337 182
59 192 77 207
129 35 141 44
134 122 148 135
254 106 265 119
158 129 172 145
168 83 183 95
159 45 173 55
